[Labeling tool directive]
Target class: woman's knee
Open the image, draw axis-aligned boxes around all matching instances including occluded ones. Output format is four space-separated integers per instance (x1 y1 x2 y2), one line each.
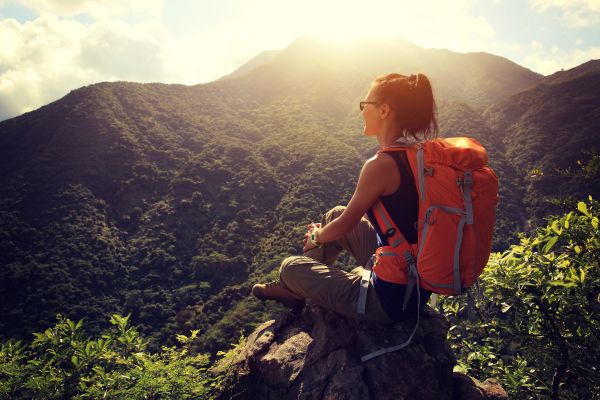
323 205 346 224
279 256 310 285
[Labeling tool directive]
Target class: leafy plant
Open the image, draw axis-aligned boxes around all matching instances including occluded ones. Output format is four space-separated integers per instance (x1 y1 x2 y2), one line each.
440 197 600 399
0 314 228 400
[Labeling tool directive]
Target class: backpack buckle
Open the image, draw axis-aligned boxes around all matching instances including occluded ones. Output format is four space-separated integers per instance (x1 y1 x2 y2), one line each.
425 208 435 225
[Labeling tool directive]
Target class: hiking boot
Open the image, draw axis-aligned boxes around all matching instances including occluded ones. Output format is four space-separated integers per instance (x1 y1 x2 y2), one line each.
252 281 305 309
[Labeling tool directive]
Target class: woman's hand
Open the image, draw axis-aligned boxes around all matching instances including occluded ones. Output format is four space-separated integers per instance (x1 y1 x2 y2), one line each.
303 222 320 253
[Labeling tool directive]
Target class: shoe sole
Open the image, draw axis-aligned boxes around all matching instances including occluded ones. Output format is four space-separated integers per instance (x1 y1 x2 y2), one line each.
279 298 305 309
254 295 305 310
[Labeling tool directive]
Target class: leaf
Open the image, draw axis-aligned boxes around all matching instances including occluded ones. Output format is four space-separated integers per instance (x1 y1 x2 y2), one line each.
578 201 590 216
85 341 93 356
550 220 562 235
453 364 468 374
176 334 188 344
549 281 575 287
543 236 558 254
574 245 582 254
501 303 512 313
592 217 598 230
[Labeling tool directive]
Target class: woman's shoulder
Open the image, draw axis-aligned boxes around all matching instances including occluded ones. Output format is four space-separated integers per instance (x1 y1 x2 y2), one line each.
365 152 397 169
360 153 399 184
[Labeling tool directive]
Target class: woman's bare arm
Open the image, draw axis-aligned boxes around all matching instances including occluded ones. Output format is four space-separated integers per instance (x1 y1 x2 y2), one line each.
308 153 397 247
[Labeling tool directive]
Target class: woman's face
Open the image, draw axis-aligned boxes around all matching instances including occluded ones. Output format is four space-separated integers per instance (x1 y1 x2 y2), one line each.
362 88 382 137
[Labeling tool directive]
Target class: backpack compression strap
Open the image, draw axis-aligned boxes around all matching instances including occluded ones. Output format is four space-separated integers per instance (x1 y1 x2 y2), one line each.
361 258 423 362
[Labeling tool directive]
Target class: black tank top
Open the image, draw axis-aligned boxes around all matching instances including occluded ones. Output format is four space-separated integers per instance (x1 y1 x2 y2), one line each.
366 150 428 322
366 151 419 245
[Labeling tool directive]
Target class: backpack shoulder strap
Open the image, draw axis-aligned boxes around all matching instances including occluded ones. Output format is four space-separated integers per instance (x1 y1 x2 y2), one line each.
378 144 426 202
371 199 406 248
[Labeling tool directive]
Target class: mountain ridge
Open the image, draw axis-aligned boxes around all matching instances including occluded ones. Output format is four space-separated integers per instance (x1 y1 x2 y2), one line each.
0 37 597 357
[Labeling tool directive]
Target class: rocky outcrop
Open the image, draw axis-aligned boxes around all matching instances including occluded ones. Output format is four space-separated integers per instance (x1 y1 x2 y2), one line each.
215 303 508 400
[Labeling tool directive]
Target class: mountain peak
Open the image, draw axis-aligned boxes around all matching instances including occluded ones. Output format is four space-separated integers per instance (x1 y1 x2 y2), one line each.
542 59 600 85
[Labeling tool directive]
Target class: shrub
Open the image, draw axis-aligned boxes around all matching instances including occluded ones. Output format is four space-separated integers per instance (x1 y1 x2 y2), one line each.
440 197 600 399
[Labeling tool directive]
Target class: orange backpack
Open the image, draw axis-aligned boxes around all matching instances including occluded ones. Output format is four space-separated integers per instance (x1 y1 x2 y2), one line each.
360 137 498 361
371 137 498 294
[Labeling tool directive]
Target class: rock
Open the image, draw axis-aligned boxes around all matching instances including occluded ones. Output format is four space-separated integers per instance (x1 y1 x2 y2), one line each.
451 372 509 400
215 303 508 400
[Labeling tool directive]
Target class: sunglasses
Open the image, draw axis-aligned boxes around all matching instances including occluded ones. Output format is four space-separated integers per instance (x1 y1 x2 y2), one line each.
359 101 381 111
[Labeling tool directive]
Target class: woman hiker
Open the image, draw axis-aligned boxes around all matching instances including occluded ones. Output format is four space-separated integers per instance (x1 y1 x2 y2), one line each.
252 73 437 323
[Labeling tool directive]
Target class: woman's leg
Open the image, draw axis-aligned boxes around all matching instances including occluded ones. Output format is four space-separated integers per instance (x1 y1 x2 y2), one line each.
304 205 378 268
279 256 393 323
279 206 392 323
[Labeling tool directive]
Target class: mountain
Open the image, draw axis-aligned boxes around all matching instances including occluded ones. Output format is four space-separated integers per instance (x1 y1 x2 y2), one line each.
540 59 600 85
0 37 596 356
229 37 542 112
218 50 281 80
484 60 600 222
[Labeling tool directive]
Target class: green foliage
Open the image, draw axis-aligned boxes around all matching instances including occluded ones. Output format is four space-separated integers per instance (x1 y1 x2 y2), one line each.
210 332 247 398
439 198 600 399
0 314 227 400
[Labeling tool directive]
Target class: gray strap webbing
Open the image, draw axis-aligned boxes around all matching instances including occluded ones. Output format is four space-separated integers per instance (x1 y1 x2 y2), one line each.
402 253 417 311
421 277 453 288
361 271 422 362
453 215 467 294
417 205 462 259
375 202 393 231
467 289 477 322
436 205 463 214
375 202 403 247
389 238 403 247
416 148 425 202
357 255 375 314
463 171 474 225
417 207 434 257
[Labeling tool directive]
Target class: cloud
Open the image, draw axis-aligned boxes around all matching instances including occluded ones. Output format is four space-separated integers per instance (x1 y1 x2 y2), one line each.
0 0 503 121
79 20 173 81
0 14 203 120
1 0 164 18
522 42 600 74
529 0 600 27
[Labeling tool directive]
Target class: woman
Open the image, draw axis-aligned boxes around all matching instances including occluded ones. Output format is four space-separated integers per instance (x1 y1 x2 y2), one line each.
253 73 437 323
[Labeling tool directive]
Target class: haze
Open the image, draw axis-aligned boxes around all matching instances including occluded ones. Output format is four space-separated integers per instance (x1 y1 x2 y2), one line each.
0 0 599 121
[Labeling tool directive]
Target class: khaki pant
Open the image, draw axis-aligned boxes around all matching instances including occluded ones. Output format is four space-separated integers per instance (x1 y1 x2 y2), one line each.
279 206 395 324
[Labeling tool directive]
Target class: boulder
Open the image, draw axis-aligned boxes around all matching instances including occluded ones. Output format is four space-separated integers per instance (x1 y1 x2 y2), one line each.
215 303 508 400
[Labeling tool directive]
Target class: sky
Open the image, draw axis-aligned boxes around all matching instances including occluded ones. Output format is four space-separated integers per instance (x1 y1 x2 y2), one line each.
0 0 599 121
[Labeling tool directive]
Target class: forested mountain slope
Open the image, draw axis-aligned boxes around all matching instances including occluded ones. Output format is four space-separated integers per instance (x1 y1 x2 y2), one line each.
0 38 595 357
484 60 600 224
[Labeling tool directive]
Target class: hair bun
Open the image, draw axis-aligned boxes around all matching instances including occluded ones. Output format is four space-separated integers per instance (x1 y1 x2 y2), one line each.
408 74 419 88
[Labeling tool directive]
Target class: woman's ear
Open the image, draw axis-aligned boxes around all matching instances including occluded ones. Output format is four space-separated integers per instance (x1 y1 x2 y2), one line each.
379 103 391 119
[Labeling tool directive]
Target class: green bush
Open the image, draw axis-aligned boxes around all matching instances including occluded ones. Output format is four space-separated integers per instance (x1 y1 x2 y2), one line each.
0 314 228 399
440 197 600 399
